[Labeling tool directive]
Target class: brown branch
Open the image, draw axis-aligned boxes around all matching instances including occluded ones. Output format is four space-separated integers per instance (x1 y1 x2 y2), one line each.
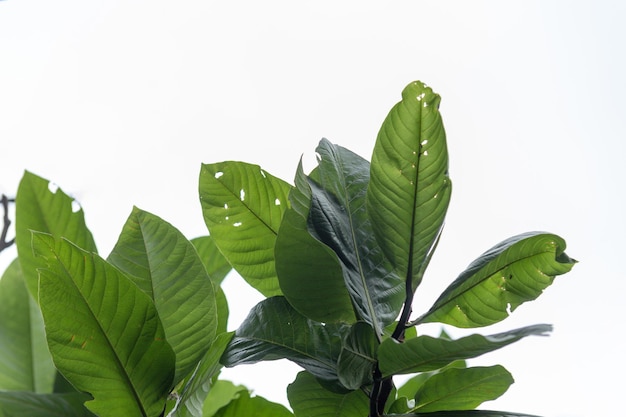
0 194 15 254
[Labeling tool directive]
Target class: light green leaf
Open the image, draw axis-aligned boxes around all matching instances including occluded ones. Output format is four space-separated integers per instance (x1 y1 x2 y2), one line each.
202 380 247 417
33 233 175 417
378 324 551 378
411 365 513 412
0 392 96 417
199 162 292 297
213 390 293 417
275 160 356 324
337 322 377 390
287 371 369 417
0 259 55 392
168 332 234 417
190 236 232 284
15 171 97 297
221 297 345 387
303 139 404 333
108 207 218 385
416 232 576 328
367 81 451 291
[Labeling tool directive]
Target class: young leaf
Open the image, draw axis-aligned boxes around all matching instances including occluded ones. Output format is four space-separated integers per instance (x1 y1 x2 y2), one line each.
213 390 294 417
201 380 247 417
0 391 96 417
275 160 356 324
107 207 218 385
378 324 551 377
199 162 292 296
33 233 175 417
303 139 405 333
190 236 232 284
0 259 55 392
416 232 576 328
15 171 97 297
287 371 369 417
337 322 377 390
221 297 345 387
410 365 513 412
367 81 451 291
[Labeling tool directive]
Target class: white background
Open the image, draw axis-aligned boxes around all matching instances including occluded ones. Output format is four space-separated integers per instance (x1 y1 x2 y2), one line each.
1 1 624 416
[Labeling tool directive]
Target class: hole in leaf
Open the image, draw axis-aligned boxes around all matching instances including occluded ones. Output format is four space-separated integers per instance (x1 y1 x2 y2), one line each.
48 182 59 194
260 170 267 179
215 172 224 179
233 222 242 227
240 189 245 201
275 198 281 206
71 200 81 213
224 203 229 209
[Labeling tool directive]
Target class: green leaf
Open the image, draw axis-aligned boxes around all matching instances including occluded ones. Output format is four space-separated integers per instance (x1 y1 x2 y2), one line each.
287 371 369 417
367 81 451 291
190 236 232 284
33 233 175 417
416 232 576 328
303 139 404 333
199 162 292 297
410 365 513 412
378 324 551 377
202 380 247 417
169 332 234 417
337 322 377 390
15 171 97 297
0 259 55 393
221 297 345 387
275 160 356 324
213 390 293 417
0 392 96 417
107 207 218 384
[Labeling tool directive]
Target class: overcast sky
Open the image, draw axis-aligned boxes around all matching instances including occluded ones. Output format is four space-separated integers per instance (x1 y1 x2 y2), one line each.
1 2 624 416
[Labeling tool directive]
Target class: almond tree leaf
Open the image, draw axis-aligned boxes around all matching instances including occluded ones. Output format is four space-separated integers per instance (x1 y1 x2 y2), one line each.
0 391 96 417
15 171 96 297
221 297 346 387
33 232 175 417
416 232 576 328
303 139 404 334
367 81 451 291
190 236 232 284
199 162 292 297
287 371 369 417
275 160 356 324
337 322 377 390
378 324 551 378
0 259 55 392
107 207 217 385
411 365 513 412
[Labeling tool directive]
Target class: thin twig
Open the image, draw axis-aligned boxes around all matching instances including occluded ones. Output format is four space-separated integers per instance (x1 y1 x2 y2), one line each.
0 194 15 254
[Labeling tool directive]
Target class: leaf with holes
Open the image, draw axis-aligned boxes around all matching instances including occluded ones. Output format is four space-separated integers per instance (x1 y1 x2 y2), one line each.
367 81 451 291
415 232 576 328
199 162 292 296
33 232 175 417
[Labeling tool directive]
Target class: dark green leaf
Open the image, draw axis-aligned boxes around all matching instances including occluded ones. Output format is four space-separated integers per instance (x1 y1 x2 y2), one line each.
221 297 345 386
367 81 451 291
190 236 232 284
15 171 97 297
33 233 175 417
304 139 404 333
410 365 513 412
378 324 551 377
213 390 293 417
0 259 55 392
337 322 377 390
275 160 356 324
0 391 96 417
287 371 369 417
199 162 292 297
416 232 576 327
107 207 218 384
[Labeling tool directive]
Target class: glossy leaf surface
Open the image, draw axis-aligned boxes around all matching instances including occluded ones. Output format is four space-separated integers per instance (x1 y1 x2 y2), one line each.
34 233 175 417
199 162 291 296
367 81 451 290
15 171 97 296
287 371 369 417
0 259 55 393
410 365 513 412
378 324 551 377
108 207 217 384
275 160 355 323
417 232 576 327
221 297 345 386
337 322 377 390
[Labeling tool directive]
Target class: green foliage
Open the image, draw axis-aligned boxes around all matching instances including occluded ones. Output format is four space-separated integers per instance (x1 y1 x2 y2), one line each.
0 81 576 417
